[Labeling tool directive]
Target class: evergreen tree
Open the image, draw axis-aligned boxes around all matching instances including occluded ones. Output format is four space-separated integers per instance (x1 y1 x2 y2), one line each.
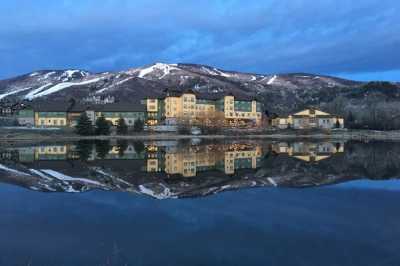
116 117 128 135
347 111 355 129
117 139 128 157
335 118 341 128
95 115 111 135
95 140 111 159
133 119 144 132
76 140 94 161
75 112 94 136
133 141 145 155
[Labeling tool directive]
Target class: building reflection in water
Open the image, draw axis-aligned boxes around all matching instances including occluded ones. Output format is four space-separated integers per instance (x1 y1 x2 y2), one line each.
1 140 345 178
270 141 345 162
6 141 264 177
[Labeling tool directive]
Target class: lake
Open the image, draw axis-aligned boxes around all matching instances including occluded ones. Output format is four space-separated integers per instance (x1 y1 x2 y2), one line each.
0 139 399 266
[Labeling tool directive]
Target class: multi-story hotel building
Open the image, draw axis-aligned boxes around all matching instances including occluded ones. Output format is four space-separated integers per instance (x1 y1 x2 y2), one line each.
146 90 263 127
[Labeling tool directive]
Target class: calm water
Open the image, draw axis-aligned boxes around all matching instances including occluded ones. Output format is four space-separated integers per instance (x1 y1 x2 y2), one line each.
0 139 399 266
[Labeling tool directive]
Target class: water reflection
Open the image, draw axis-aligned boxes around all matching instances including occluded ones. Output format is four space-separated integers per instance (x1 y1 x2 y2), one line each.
270 141 344 162
0 140 398 198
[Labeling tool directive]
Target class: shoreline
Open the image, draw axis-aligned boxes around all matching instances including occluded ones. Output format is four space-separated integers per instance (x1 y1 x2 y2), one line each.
2 129 400 143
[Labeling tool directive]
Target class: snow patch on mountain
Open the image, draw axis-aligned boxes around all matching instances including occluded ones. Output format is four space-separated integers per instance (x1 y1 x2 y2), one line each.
42 71 56 80
212 68 233 78
0 164 31 176
96 77 134 94
28 78 102 99
41 169 104 186
0 87 32 100
137 63 179 79
24 83 53 100
267 75 278 85
138 184 176 199
58 70 89 82
29 72 40 77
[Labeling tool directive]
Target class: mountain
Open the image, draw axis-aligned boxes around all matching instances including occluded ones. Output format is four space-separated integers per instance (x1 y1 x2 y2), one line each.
1 63 399 123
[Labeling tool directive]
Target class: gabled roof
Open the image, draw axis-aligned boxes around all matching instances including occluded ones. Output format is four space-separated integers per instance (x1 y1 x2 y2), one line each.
291 108 342 118
33 103 71 112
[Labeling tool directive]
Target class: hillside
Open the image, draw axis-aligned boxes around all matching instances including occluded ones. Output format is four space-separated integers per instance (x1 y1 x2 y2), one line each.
1 63 399 129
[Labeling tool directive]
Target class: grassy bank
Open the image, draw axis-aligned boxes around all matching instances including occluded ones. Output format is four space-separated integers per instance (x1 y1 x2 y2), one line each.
2 127 400 143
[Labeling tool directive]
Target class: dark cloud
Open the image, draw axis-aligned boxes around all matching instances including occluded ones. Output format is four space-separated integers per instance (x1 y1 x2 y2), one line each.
0 0 399 80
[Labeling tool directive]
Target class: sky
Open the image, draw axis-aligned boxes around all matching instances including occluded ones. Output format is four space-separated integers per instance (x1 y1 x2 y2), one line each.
0 0 399 81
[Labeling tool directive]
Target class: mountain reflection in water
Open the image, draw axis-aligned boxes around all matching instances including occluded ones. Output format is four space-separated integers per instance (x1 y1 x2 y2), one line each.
0 139 398 199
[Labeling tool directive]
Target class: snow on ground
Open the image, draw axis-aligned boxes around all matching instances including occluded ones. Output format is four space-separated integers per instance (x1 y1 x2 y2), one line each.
92 168 132 186
0 164 31 176
96 77 134 94
0 87 32 100
213 68 233 78
29 169 54 180
29 72 40 77
267 75 278 85
28 78 102 99
251 75 257 81
201 66 219 76
41 169 105 186
267 177 278 187
137 63 179 79
138 184 176 199
58 70 89 82
24 83 53 100
42 71 56 80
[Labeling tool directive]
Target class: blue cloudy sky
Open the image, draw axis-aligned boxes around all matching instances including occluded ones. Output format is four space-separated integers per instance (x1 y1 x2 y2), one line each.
0 0 399 81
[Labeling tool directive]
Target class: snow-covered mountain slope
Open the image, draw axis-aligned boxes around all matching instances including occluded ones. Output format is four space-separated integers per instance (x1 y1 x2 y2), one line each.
2 62 398 115
0 63 360 102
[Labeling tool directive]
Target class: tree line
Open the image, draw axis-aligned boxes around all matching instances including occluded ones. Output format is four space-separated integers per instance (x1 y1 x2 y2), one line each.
75 113 144 136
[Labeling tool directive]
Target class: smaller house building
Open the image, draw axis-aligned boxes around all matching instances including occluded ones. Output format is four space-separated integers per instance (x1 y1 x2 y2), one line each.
17 108 35 126
33 104 69 127
29 102 146 128
94 103 146 126
272 108 344 130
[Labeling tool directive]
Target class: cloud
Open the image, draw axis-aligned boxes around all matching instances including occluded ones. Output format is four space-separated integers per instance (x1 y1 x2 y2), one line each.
0 0 399 80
